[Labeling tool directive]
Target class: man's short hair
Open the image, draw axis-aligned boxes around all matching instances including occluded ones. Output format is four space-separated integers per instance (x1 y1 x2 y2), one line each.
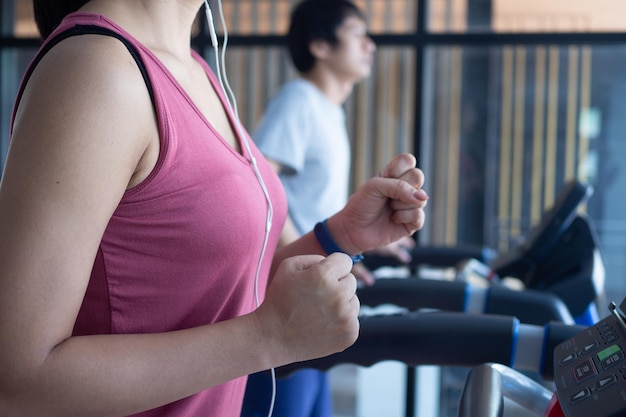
287 0 366 73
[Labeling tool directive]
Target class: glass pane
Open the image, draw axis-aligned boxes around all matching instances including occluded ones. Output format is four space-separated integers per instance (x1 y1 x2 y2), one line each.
429 0 626 33
9 0 38 37
493 0 626 32
429 0 470 32
346 46 417 186
1 47 38 173
214 0 416 35
216 0 292 34
357 0 417 33
421 43 626 300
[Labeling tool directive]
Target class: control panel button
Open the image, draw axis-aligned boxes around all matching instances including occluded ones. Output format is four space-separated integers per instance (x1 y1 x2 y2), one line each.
560 353 576 365
582 341 599 354
597 344 624 370
573 358 597 382
569 388 591 404
595 374 617 390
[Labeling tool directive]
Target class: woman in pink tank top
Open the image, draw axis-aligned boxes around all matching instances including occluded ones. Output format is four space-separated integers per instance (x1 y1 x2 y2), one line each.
0 1 428 416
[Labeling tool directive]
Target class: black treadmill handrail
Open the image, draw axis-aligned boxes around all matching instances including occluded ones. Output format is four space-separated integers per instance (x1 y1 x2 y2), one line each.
357 278 576 325
276 311 583 380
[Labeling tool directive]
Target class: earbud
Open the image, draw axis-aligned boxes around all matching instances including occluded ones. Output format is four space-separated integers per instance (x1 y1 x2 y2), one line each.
203 1 219 48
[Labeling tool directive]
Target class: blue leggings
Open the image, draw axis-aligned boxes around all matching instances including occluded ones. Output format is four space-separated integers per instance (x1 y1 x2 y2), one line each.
240 369 332 417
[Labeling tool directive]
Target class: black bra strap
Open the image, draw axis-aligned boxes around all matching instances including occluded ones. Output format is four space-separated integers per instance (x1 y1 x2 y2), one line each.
15 24 155 112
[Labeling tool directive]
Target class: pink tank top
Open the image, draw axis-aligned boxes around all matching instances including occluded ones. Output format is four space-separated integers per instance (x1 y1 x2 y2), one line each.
16 12 287 417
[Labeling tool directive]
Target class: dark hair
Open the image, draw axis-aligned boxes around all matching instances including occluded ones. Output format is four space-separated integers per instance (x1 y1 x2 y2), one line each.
286 0 365 74
33 0 90 39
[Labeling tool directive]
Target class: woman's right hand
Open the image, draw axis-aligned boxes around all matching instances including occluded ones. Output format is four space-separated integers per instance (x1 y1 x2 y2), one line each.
254 252 359 367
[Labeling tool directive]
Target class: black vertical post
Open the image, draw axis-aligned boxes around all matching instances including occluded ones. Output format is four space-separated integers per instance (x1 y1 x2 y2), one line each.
406 1 427 414
412 0 426 164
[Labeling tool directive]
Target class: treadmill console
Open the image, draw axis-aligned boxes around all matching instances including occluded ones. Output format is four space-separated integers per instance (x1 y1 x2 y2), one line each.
521 180 592 261
554 297 626 417
490 179 593 280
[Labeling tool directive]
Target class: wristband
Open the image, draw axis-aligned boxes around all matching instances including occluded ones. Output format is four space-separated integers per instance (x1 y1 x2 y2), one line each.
314 219 364 264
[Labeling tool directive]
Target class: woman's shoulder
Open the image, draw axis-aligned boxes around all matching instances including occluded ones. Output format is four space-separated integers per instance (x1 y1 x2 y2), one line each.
13 30 156 175
26 31 152 117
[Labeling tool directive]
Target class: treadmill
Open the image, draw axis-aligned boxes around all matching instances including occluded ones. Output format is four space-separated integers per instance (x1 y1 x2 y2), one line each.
358 179 603 325
458 295 626 417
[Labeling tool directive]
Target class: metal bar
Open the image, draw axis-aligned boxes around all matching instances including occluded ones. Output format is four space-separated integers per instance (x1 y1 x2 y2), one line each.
577 46 592 213
565 46 580 180
511 46 526 238
531 47 547 223
497 47 514 252
544 46 560 208
446 47 462 245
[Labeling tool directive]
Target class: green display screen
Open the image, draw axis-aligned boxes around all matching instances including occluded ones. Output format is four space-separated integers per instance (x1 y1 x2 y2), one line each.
598 344 621 361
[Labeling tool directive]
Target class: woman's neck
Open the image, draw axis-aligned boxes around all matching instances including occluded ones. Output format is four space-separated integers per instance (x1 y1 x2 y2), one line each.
79 0 202 60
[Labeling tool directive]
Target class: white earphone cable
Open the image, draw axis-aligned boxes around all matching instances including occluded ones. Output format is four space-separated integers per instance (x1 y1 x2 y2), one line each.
203 2 277 416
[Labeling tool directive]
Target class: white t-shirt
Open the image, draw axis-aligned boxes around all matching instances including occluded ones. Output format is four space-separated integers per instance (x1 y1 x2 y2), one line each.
253 79 351 234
